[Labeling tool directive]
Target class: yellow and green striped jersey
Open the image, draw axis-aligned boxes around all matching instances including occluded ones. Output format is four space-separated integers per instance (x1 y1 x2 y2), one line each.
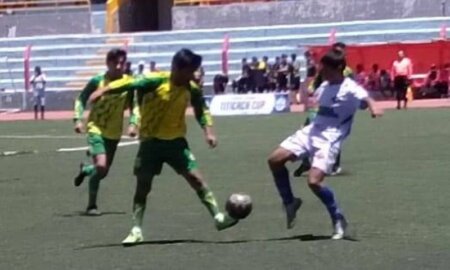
73 73 139 140
107 72 212 140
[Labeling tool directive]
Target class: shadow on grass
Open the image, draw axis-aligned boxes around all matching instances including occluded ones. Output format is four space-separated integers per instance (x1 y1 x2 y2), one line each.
76 234 358 250
55 211 127 218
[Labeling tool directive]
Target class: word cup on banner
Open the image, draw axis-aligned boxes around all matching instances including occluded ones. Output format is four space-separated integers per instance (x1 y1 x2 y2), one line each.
206 93 290 116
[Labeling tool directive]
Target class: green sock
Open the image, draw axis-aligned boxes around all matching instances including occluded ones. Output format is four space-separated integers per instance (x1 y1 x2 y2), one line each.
82 164 95 176
132 203 146 228
196 186 220 218
87 174 101 208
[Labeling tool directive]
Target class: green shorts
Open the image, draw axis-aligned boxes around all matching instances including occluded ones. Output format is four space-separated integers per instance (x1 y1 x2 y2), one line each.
134 137 198 176
87 133 119 164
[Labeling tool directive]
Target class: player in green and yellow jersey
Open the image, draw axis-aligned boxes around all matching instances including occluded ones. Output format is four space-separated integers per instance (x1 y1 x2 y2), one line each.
89 49 239 245
73 49 139 216
294 42 353 177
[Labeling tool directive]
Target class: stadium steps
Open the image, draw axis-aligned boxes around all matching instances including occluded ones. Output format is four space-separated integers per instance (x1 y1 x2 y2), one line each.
65 36 135 89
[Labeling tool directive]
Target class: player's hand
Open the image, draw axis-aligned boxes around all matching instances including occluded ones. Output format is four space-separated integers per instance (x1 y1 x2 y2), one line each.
371 107 384 118
74 121 84 134
127 125 138 138
205 133 218 148
88 88 106 104
204 127 218 148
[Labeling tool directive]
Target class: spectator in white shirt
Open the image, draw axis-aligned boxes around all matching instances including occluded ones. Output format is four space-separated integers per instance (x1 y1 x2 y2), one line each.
30 66 46 120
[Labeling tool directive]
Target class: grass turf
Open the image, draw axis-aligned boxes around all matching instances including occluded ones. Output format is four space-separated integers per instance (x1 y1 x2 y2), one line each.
0 109 449 270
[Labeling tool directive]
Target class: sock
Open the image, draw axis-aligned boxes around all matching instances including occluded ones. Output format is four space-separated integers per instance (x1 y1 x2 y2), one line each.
40 106 45 119
87 174 101 208
272 166 294 205
311 185 343 223
132 202 146 228
196 186 220 218
82 164 95 176
333 152 341 170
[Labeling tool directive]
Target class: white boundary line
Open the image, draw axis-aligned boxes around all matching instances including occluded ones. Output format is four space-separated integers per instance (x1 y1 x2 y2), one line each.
0 135 135 139
57 140 138 152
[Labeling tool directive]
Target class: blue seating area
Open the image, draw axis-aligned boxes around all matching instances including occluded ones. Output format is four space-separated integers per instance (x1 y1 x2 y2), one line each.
0 17 448 92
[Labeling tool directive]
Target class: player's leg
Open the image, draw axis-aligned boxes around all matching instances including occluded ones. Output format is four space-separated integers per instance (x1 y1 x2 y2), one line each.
33 95 39 120
308 145 347 239
40 96 45 120
122 140 162 245
394 77 401 110
86 137 118 214
269 130 309 229
402 79 408 109
166 138 238 231
331 151 342 176
293 116 314 177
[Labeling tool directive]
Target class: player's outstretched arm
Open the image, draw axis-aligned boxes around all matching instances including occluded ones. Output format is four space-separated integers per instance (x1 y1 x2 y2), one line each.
364 97 383 118
74 77 100 133
127 90 140 138
190 84 216 148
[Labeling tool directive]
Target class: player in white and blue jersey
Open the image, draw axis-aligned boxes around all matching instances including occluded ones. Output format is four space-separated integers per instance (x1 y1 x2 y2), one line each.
267 49 383 239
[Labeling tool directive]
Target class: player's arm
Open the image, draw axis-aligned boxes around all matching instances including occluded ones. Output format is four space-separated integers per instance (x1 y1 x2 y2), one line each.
127 90 140 138
190 84 216 148
73 77 99 133
354 86 383 118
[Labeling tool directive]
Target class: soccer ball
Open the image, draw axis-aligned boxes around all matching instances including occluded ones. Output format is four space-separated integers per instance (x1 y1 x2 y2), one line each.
225 193 252 220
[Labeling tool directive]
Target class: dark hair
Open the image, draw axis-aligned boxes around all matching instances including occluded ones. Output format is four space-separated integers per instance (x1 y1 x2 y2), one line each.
372 64 379 70
172 48 202 70
332 42 346 50
291 53 297 59
320 49 346 71
106 48 127 63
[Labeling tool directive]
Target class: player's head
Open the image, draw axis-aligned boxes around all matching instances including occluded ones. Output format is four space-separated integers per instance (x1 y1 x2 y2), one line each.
34 66 41 75
171 48 202 85
320 49 346 82
398 50 405 59
291 53 297 61
332 42 347 54
106 48 127 78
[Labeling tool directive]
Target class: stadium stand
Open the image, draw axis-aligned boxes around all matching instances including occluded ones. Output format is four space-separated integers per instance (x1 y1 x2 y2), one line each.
0 17 448 98
174 0 276 5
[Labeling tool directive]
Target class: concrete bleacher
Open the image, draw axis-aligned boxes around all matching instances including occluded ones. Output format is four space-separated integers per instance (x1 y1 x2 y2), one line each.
0 17 449 95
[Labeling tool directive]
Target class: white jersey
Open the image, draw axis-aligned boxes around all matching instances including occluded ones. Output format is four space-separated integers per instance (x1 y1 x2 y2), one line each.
311 77 368 143
31 74 46 96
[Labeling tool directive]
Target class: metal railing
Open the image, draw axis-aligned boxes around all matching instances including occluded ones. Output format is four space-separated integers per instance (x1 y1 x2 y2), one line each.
0 0 90 13
174 0 276 6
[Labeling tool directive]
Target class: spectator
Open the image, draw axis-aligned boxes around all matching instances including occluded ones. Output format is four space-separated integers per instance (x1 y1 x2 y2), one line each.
149 61 159 72
290 53 301 104
355 64 368 87
30 66 46 120
248 56 259 93
436 63 450 98
379 69 392 98
234 58 250 93
213 74 229 95
253 57 266 93
268 57 281 92
367 64 381 92
136 61 146 78
124 61 133 76
277 54 289 92
391 50 413 109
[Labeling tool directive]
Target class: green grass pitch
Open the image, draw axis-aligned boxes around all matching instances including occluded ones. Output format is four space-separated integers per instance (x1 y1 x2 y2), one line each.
0 109 449 270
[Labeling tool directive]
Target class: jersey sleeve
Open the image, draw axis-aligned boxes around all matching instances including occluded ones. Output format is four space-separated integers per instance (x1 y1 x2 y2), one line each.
190 83 213 128
353 85 369 101
73 76 99 122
